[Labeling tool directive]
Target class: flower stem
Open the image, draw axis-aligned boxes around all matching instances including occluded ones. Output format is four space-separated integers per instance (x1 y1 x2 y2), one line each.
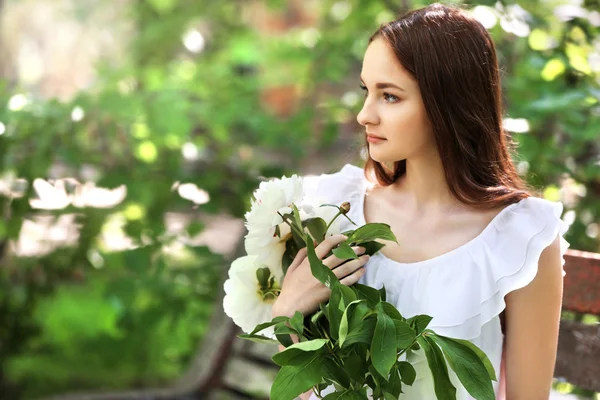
397 330 427 359
277 211 306 242
324 210 343 237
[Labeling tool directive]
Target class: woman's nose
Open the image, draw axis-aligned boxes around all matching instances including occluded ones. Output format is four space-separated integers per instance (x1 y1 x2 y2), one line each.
356 101 379 127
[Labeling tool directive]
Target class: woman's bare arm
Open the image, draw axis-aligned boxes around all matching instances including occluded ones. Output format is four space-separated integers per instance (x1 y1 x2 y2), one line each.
503 236 563 399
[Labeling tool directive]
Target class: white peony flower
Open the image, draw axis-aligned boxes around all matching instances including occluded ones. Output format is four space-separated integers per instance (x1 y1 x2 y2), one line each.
244 174 305 273
223 255 280 338
243 172 352 286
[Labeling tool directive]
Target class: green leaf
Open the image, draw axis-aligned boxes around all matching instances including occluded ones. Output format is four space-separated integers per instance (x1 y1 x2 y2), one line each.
394 320 416 350
291 203 304 232
322 356 352 388
272 348 320 366
250 316 289 335
272 339 329 366
323 390 367 400
354 283 382 307
328 285 346 341
398 361 416 386
388 364 403 397
371 311 397 378
276 333 294 348
282 238 300 275
376 301 403 321
407 315 433 334
306 233 340 289
339 300 366 346
310 309 325 326
237 333 278 344
271 353 325 400
274 321 296 347
430 335 496 400
344 352 368 383
418 336 456 400
330 284 343 315
368 365 386 397
308 315 326 340
338 284 358 305
361 240 387 256
433 335 496 382
340 229 355 237
342 318 376 348
378 285 387 302
348 302 371 331
280 211 304 249
346 223 398 245
320 302 330 323
289 311 304 338
333 241 359 260
305 217 328 242
275 324 300 336
291 225 307 249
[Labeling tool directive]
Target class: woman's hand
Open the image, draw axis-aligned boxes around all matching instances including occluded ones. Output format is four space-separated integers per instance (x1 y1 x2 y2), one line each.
272 234 370 319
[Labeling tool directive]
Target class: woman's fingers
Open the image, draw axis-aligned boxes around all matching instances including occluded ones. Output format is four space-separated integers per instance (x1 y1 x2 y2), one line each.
339 265 367 286
314 234 348 259
332 255 370 279
287 247 308 273
323 246 366 269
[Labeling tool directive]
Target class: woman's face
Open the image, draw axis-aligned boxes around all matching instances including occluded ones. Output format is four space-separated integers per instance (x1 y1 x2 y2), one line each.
357 38 435 164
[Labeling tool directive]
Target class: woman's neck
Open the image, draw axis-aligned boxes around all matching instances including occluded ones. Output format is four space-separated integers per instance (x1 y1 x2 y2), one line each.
388 149 460 215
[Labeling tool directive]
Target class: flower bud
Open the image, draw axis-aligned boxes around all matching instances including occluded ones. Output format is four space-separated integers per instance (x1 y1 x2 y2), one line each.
340 201 351 215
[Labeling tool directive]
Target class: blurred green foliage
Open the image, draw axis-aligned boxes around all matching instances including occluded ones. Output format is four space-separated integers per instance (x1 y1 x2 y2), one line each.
0 0 598 398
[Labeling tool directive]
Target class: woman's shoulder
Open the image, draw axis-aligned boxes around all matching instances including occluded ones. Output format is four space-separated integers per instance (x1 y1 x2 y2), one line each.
479 195 569 255
467 195 570 287
439 195 569 337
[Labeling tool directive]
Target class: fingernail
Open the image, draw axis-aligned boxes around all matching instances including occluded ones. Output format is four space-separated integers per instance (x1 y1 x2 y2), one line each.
359 247 366 252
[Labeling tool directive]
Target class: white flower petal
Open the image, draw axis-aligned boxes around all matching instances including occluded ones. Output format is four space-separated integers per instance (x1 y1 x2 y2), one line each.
244 174 306 268
223 255 279 337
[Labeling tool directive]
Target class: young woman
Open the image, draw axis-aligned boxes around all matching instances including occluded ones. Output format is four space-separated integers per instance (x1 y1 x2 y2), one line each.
271 4 569 399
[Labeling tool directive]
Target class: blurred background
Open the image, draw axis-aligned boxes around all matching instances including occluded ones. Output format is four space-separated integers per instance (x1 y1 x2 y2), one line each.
0 0 598 399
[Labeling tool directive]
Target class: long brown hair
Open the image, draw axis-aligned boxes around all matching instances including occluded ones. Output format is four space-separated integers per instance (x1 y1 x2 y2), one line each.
364 3 534 209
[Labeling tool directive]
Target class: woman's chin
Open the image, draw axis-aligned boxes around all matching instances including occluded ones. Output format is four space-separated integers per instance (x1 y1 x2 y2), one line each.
369 151 396 164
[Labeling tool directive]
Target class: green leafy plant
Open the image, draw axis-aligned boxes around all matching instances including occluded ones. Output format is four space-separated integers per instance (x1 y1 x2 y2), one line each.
240 203 496 400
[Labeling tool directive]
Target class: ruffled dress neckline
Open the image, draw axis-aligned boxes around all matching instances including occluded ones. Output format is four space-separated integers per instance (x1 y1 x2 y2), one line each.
354 168 524 268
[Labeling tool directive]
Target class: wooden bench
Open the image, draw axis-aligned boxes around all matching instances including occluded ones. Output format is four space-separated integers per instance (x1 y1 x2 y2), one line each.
554 250 600 394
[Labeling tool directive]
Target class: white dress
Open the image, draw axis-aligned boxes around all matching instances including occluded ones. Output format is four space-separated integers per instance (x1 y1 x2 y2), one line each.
304 164 570 400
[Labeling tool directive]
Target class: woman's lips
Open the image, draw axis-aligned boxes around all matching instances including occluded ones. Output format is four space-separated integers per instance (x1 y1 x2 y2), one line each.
367 134 386 143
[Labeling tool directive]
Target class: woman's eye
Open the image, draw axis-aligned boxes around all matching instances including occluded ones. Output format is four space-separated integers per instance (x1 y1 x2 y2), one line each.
359 84 368 96
384 93 399 103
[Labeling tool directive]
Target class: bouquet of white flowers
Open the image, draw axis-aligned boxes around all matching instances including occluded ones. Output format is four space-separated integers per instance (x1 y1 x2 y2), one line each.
223 173 496 400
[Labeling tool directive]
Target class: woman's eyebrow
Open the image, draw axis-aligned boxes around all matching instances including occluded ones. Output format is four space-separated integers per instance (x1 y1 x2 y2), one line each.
360 77 405 92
